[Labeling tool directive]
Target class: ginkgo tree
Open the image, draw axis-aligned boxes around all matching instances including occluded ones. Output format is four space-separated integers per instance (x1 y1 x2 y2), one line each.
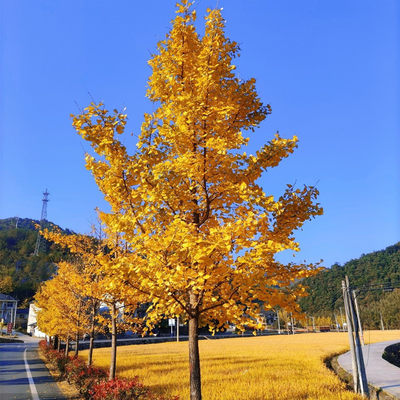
41 227 144 379
72 2 322 399
35 260 92 356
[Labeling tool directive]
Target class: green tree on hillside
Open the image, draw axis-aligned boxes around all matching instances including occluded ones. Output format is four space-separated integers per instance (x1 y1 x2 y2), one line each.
299 243 400 321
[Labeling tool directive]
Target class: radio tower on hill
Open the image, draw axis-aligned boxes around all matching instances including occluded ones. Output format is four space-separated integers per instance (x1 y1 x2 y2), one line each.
34 189 50 256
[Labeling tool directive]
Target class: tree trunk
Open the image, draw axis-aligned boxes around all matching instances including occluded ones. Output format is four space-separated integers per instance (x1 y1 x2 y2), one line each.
188 316 202 400
109 302 117 380
88 334 94 366
65 336 70 356
57 337 61 352
87 304 96 366
74 332 79 357
53 335 59 350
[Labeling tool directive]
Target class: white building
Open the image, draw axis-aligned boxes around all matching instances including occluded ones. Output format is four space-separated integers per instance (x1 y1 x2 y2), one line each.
0 294 18 333
27 303 46 337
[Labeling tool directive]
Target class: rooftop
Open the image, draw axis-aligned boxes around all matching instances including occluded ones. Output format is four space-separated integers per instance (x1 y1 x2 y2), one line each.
0 294 17 301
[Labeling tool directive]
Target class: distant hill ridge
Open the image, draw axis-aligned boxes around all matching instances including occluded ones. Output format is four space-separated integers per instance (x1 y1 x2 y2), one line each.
0 217 71 305
299 242 400 315
0 217 74 234
1 216 399 320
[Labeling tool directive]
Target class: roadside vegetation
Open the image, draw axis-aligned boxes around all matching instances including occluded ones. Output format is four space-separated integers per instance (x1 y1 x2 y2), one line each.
28 0 399 398
39 340 177 400
79 331 400 400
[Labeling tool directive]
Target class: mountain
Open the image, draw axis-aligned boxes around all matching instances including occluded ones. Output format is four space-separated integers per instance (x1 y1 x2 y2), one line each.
299 242 400 328
0 218 71 305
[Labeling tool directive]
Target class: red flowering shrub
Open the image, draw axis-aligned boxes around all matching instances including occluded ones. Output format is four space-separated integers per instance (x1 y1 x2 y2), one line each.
39 340 179 400
39 340 53 356
65 356 107 398
39 340 70 376
90 377 180 400
39 340 49 352
90 377 149 400
65 356 87 385
51 351 69 375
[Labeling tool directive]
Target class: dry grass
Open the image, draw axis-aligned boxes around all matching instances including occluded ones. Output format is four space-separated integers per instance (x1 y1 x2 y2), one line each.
79 330 400 400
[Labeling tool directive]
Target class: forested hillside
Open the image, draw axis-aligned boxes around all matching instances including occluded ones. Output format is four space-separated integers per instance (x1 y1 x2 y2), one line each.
0 218 71 305
1 214 398 328
299 243 400 328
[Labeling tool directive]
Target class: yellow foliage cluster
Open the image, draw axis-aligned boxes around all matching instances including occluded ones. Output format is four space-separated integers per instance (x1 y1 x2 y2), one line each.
35 229 144 344
80 330 400 400
35 261 91 340
70 1 322 336
68 1 324 397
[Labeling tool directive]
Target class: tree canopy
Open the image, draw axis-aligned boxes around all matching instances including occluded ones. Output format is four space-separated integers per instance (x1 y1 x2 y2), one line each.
71 2 322 399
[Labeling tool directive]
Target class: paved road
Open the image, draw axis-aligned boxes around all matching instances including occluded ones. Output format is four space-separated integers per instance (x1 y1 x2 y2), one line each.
338 339 400 399
0 335 65 400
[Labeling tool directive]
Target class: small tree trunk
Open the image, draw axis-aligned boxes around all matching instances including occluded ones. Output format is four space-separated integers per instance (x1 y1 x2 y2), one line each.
57 337 61 352
87 304 96 366
74 332 79 357
53 335 59 350
109 302 117 381
188 315 202 400
65 336 70 356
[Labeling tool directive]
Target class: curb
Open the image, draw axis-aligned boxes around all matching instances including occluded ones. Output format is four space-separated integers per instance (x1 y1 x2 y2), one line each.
328 354 398 400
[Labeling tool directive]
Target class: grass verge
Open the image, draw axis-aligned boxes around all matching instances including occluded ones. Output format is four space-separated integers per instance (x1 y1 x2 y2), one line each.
79 330 400 400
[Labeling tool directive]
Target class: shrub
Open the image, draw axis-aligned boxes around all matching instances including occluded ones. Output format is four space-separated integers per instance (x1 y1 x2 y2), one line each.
90 377 149 400
39 339 51 354
90 377 180 400
39 340 179 400
65 356 107 399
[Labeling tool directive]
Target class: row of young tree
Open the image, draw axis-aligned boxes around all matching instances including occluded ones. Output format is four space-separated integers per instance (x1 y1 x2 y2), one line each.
35 229 144 379
36 2 322 399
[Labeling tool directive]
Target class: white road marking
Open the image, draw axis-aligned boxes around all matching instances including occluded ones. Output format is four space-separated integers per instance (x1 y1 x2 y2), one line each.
24 347 40 400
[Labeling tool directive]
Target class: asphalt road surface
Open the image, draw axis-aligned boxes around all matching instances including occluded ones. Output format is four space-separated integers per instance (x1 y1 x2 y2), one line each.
0 338 65 400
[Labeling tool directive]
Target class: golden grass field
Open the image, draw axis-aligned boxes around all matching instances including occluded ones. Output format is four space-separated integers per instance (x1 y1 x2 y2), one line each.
80 330 400 400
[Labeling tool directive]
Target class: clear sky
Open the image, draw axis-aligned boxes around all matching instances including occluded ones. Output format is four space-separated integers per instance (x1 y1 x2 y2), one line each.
1 0 399 268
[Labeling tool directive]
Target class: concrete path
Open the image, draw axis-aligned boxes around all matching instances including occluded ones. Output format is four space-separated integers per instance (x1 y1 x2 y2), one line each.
0 334 65 400
338 339 400 399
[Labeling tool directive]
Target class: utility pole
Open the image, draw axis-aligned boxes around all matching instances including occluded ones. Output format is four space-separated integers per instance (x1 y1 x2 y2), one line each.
343 279 359 392
34 189 50 256
352 290 364 346
276 310 281 334
342 276 369 398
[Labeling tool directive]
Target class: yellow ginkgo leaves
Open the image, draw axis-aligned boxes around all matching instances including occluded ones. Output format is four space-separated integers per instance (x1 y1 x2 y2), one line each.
70 2 322 399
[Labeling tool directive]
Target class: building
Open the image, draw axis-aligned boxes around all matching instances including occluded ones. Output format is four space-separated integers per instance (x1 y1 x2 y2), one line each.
15 308 29 330
27 303 46 337
0 294 18 332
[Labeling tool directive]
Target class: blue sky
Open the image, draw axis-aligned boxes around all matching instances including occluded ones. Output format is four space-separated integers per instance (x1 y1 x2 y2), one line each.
0 0 398 268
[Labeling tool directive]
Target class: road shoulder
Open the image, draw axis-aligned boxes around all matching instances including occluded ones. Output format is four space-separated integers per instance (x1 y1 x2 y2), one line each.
37 348 82 400
336 339 400 399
